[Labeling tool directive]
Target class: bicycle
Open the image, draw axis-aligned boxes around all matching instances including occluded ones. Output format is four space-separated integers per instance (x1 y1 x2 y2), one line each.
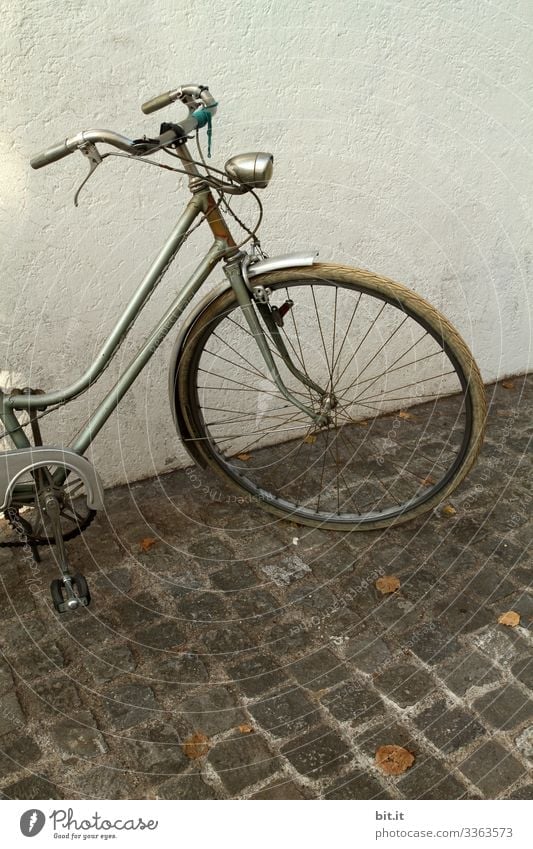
0 83 486 612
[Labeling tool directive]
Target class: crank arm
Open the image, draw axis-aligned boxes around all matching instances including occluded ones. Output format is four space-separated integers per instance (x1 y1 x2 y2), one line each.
223 256 328 425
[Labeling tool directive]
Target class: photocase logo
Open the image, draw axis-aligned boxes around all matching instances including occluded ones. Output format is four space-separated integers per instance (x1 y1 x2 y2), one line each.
20 809 46 837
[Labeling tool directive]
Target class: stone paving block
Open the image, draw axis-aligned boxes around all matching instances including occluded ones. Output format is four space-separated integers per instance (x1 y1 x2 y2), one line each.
397 757 471 800
227 653 288 697
251 779 307 799
374 663 435 707
188 535 234 562
459 740 525 796
354 719 418 760
288 648 347 690
344 635 392 674
496 592 533 627
514 725 533 760
49 710 107 761
62 613 117 648
473 685 533 731
413 699 485 753
103 683 158 729
393 567 447 603
179 686 246 735
0 690 25 735
323 603 360 636
471 627 525 665
120 724 188 776
93 566 132 596
0 658 13 694
286 585 340 617
508 784 533 800
200 625 250 655
160 568 206 601
208 732 280 795
323 769 392 799
260 555 311 587
280 724 352 779
406 625 460 665
155 772 222 799
0 580 36 619
0 617 46 651
10 640 64 679
211 562 257 590
1 774 64 799
84 644 136 684
0 733 41 778
264 620 316 656
321 681 385 724
434 593 493 634
176 592 227 622
149 653 210 696
232 589 280 620
248 687 319 739
371 595 418 632
435 650 501 696
135 619 188 651
26 676 81 716
463 566 516 605
511 656 533 690
113 593 162 631
74 765 137 799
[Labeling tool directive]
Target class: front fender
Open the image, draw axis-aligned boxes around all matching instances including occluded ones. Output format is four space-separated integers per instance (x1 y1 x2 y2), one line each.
168 250 319 467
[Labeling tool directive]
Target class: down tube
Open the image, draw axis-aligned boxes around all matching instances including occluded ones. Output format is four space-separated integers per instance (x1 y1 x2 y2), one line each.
71 240 227 456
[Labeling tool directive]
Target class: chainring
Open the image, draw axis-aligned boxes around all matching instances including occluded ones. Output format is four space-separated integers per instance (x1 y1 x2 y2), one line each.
1 505 96 548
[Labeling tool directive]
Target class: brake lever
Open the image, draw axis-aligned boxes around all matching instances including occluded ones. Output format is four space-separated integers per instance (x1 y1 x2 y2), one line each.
74 141 102 207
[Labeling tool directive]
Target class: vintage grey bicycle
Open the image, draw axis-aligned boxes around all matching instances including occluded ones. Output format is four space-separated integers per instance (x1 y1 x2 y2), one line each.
0 83 486 612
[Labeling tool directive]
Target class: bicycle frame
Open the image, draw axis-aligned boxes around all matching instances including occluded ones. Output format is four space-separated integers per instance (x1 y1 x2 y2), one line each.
0 144 239 457
0 141 324 490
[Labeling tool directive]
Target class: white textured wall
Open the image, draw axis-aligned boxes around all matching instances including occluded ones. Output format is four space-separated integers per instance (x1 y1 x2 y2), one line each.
1 0 531 486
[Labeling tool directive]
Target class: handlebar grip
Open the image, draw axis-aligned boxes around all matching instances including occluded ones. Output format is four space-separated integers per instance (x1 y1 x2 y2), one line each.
141 90 179 115
30 139 74 170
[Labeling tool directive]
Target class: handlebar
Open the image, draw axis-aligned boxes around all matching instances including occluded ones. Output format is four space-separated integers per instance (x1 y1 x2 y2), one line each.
30 84 217 170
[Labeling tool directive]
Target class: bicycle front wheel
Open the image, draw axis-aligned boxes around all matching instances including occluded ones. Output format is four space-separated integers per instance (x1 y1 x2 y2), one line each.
176 263 486 530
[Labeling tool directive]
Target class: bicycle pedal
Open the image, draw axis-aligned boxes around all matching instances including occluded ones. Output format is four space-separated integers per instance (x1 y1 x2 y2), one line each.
50 574 91 613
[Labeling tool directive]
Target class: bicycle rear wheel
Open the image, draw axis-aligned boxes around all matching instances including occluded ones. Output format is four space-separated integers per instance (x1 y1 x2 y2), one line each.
175 263 486 530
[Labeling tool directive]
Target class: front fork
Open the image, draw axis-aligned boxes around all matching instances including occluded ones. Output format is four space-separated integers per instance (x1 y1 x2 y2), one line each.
223 254 331 426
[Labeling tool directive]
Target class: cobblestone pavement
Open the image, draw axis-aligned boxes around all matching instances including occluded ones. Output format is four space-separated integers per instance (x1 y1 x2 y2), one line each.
0 376 531 800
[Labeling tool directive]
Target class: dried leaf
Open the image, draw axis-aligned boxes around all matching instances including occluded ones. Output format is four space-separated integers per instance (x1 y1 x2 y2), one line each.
238 723 254 734
303 434 317 444
356 419 369 427
501 380 515 390
420 475 436 487
139 537 157 552
441 504 457 517
498 610 520 628
375 744 415 775
398 410 414 420
236 452 252 461
375 575 401 595
182 732 210 759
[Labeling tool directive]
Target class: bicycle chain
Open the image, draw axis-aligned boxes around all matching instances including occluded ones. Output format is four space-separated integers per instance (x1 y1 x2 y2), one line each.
0 506 96 548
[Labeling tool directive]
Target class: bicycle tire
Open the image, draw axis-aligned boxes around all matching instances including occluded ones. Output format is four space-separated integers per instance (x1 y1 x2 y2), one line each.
175 263 486 530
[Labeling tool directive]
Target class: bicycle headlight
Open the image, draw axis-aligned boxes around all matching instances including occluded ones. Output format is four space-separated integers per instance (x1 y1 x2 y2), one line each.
224 152 274 189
